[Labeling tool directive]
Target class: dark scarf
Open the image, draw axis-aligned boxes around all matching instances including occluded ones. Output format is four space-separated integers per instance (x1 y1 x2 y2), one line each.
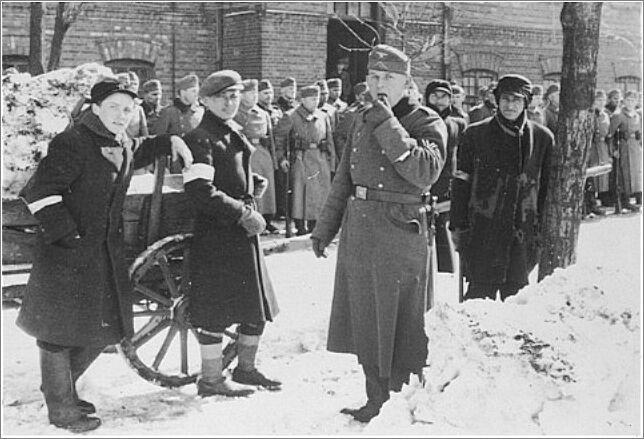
79 112 126 171
173 97 193 113
392 96 418 120
484 100 497 110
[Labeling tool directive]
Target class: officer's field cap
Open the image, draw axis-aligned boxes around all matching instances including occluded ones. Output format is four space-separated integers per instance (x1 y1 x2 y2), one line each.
426 79 453 97
327 78 342 90
90 76 138 103
142 79 161 93
315 80 329 94
200 70 243 98
280 77 296 88
177 74 199 91
494 74 533 103
367 44 410 76
300 85 320 99
258 79 273 92
242 79 259 92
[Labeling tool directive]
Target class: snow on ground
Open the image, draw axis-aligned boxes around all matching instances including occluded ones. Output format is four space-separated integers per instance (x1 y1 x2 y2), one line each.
2 214 642 436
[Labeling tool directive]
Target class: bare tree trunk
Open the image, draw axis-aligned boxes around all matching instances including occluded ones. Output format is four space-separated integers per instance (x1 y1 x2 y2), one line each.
29 2 44 75
538 2 603 281
47 2 83 71
441 2 451 80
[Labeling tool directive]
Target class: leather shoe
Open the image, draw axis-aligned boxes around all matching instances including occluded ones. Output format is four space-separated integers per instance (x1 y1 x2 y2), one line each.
232 367 282 391
340 402 382 423
197 377 255 398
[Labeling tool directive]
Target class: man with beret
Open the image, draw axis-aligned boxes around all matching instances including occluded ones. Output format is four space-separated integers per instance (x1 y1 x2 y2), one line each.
140 79 164 135
276 77 297 114
17 76 194 432
157 74 205 172
424 79 467 275
310 44 447 423
274 84 336 236
327 78 348 113
450 74 553 302
333 82 369 161
468 82 497 124
181 70 281 398
234 79 279 234
526 84 545 125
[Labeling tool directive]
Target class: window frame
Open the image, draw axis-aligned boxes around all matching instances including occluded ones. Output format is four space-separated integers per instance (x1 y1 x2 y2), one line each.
104 58 156 87
616 75 641 93
461 68 498 110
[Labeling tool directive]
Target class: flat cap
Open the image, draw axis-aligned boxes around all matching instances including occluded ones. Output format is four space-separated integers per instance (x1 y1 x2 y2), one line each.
258 79 273 92
300 85 320 99
353 82 368 96
280 77 296 88
367 44 410 76
177 74 199 91
327 78 342 89
142 79 161 93
315 80 329 94
494 74 533 103
425 79 452 97
199 70 243 98
544 83 560 98
90 76 138 103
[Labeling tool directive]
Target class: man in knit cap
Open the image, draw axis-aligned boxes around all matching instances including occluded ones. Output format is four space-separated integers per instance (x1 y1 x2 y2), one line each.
140 79 164 135
157 74 205 172
235 79 279 234
274 84 335 236
543 83 560 135
327 78 348 113
276 77 297 113
310 44 448 423
450 74 553 303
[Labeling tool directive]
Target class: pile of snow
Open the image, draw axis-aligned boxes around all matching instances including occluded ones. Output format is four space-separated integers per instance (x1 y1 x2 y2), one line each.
1 63 113 198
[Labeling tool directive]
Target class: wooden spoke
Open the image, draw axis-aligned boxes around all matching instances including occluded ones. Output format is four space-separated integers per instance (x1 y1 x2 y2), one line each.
132 316 171 349
134 284 173 308
133 309 170 318
152 325 179 370
156 251 180 298
180 328 188 375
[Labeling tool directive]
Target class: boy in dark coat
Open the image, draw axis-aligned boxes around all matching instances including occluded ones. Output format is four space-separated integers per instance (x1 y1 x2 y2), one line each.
17 77 194 432
450 74 553 301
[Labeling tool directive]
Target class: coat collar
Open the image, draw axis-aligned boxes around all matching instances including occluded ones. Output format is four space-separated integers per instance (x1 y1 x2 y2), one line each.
296 105 322 122
202 110 255 154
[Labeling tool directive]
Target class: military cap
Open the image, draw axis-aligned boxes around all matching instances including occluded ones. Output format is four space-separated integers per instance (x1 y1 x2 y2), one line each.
242 79 258 93
367 44 410 76
607 89 622 99
258 79 273 92
90 76 138 103
300 85 320 99
353 82 368 96
142 79 162 93
544 83 560 98
451 84 465 95
594 89 607 100
315 80 329 94
327 78 342 90
425 79 452 97
494 74 533 104
199 70 243 98
280 77 296 88
177 74 199 91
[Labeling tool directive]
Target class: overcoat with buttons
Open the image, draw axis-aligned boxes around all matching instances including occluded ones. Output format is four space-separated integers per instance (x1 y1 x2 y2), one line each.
182 110 278 331
16 113 172 347
311 97 447 388
607 108 642 194
275 106 336 220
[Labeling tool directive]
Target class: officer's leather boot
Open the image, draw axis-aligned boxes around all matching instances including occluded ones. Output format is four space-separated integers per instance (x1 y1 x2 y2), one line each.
40 348 101 433
70 345 103 414
341 365 390 423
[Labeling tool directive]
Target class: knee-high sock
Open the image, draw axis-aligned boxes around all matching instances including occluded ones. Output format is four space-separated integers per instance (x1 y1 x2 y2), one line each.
237 334 260 372
200 342 223 383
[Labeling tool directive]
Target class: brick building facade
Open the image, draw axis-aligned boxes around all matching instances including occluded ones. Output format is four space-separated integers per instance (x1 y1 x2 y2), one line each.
2 2 641 109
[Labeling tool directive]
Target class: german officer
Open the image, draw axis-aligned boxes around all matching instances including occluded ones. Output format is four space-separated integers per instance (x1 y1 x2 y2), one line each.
310 44 447 423
182 70 281 397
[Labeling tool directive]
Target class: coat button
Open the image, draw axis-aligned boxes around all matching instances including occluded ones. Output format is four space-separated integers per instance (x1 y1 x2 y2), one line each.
350 164 355 169
377 183 384 189
379 166 385 171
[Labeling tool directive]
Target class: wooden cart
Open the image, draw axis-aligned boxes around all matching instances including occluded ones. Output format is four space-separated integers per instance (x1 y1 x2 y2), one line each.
2 158 239 388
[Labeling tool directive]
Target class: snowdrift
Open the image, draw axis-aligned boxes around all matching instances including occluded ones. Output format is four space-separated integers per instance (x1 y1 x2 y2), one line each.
2 63 113 197
367 262 641 436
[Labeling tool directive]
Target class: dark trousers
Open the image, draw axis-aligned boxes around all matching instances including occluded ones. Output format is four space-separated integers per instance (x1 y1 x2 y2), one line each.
465 281 522 302
274 169 288 219
361 364 390 408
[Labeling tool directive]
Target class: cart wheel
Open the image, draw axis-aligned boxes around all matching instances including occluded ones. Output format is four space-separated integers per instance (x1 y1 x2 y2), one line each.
119 233 238 388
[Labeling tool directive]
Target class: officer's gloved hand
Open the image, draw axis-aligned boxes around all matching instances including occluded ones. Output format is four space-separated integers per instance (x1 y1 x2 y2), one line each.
55 230 82 249
252 174 268 198
238 206 266 237
280 159 290 172
450 228 471 253
364 95 394 128
311 237 327 258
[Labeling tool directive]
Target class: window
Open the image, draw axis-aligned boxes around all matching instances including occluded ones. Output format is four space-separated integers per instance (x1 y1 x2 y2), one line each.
2 54 29 73
334 2 377 19
104 59 155 86
616 75 641 93
462 69 497 109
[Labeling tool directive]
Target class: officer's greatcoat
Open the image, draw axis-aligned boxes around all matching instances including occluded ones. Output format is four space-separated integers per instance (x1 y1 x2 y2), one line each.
275 106 336 220
17 113 172 347
311 97 447 388
182 110 278 331
608 108 642 194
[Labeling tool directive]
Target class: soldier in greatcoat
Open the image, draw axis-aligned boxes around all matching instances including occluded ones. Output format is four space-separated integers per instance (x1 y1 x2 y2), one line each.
140 79 164 135
275 85 336 235
182 70 281 398
310 45 448 423
317 79 340 134
17 77 193 432
234 79 279 233
276 77 297 114
584 90 611 216
450 74 553 301
334 82 369 162
327 78 348 113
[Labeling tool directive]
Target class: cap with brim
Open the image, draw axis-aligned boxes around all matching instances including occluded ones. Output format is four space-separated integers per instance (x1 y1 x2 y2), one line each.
545 83 560 98
300 85 320 99
494 74 533 104
142 79 161 93
280 77 296 88
425 79 452 97
90 77 139 103
327 78 342 89
367 44 410 76
200 70 243 98
258 80 273 92
315 80 329 94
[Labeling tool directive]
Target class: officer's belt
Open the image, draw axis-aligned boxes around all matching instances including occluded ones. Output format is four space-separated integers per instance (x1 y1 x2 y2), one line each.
353 185 428 204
